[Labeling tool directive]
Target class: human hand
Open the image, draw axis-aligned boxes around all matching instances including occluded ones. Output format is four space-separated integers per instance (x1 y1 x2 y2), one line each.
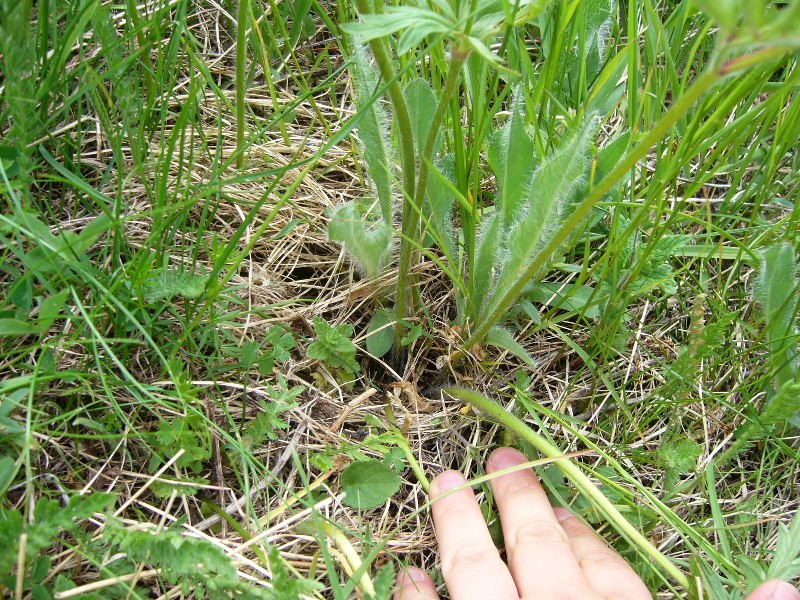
394 447 800 600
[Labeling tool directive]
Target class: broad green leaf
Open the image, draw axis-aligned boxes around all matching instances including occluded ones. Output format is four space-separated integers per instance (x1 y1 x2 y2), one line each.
754 244 798 389
352 45 394 225
586 45 627 116
287 0 314 51
24 214 111 273
0 456 18 497
596 130 631 183
575 0 614 88
485 326 536 367
692 0 740 32
526 282 601 319
487 89 537 228
340 459 401 509
489 118 597 317
328 200 392 279
8 274 33 312
766 507 800 583
0 318 41 337
405 78 439 158
37 289 69 330
424 155 457 257
365 309 395 358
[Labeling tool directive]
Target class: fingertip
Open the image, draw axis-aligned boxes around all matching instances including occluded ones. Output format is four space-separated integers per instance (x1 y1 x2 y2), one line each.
394 566 438 600
747 579 800 600
430 470 466 497
486 447 526 471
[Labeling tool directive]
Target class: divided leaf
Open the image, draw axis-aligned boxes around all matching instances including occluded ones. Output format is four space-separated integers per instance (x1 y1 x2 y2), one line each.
307 316 361 375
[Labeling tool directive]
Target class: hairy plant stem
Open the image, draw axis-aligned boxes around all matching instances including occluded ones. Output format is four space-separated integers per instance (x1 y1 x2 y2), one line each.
397 46 469 331
462 67 721 352
443 386 690 589
353 0 418 347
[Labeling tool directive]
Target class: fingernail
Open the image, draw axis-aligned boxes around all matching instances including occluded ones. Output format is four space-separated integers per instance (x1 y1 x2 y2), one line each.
488 447 525 470
432 470 466 494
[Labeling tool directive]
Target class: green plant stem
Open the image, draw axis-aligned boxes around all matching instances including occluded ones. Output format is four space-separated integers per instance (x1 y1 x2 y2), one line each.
124 0 154 99
443 386 690 589
319 521 377 597
353 0 417 337
394 431 430 492
235 0 249 169
463 67 721 352
398 46 469 331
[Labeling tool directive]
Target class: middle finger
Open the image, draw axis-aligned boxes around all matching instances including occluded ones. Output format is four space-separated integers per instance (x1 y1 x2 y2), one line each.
486 448 598 599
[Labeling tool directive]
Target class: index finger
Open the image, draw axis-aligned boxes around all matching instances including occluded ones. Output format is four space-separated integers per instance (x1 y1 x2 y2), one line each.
430 470 518 600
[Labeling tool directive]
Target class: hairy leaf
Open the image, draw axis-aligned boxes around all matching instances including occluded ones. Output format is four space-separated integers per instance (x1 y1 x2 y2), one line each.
328 200 392 279
352 44 394 225
487 118 597 317
754 244 799 389
487 90 537 229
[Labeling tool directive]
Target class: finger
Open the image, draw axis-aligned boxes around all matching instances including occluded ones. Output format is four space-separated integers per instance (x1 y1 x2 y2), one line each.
394 567 440 600
553 508 650 600
745 579 800 600
430 470 518 600
486 447 597 599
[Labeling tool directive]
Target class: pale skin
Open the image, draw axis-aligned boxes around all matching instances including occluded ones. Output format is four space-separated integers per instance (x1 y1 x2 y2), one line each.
394 447 800 600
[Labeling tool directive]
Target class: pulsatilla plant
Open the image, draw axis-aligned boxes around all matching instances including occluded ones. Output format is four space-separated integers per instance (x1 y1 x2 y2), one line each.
328 0 800 362
328 0 613 361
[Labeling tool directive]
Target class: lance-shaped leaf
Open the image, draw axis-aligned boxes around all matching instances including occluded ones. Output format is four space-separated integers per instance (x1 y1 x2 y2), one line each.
405 78 439 158
487 118 598 318
352 44 394 225
471 211 501 321
754 243 799 390
485 326 536 367
487 90 537 230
